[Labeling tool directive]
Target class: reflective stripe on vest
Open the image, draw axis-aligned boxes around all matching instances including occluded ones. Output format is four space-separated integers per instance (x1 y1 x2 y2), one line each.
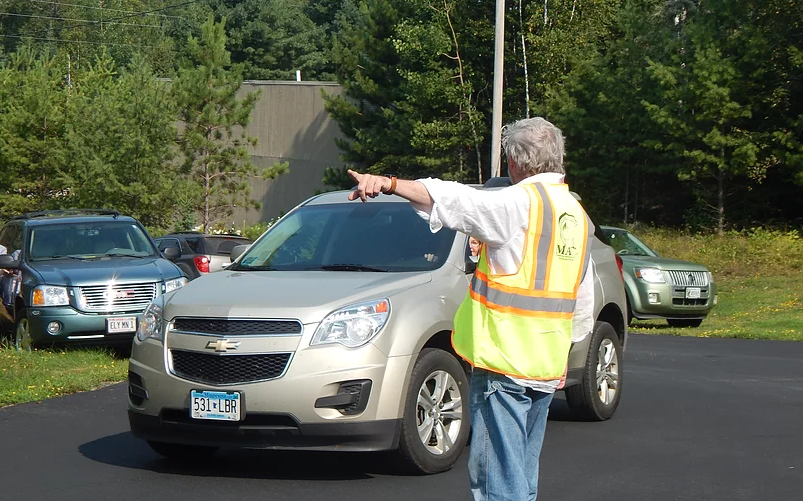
452 182 593 380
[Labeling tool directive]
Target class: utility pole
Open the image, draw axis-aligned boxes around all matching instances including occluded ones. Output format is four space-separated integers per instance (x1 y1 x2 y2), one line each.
490 0 505 178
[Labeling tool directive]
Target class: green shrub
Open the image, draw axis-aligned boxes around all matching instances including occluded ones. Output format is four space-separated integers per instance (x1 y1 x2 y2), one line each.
630 227 803 278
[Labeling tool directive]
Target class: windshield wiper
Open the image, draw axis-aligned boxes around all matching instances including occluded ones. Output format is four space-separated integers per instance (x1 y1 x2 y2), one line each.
36 255 86 261
232 265 278 271
315 264 389 272
98 252 146 258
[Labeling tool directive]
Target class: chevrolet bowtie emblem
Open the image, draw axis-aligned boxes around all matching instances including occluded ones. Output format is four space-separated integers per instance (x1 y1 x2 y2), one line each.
206 339 241 353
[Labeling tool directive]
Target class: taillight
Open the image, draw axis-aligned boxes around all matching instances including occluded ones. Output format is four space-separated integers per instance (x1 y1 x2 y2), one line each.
615 254 624 281
193 255 210 273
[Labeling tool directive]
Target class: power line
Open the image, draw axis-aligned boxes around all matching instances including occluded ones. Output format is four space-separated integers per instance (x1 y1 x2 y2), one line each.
0 12 162 29
28 0 187 20
0 33 153 48
28 0 204 39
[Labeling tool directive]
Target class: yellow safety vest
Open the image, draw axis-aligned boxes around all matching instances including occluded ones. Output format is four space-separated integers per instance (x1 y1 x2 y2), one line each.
452 182 593 380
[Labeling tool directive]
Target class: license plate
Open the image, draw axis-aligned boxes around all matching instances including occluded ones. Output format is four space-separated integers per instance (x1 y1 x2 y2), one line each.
190 390 241 421
685 287 701 299
107 316 137 333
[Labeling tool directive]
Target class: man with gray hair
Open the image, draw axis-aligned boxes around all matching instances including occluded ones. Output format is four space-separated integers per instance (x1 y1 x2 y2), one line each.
348 116 594 500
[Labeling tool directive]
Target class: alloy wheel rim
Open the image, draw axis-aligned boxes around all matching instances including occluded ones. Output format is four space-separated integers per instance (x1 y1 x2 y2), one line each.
596 338 619 405
416 370 463 455
15 318 32 351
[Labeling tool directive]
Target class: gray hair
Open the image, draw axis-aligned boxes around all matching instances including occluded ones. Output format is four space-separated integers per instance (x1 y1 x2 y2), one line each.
501 117 565 176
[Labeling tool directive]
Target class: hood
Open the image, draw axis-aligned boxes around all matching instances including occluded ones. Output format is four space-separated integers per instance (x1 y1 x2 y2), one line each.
620 255 710 272
164 270 433 324
28 257 184 286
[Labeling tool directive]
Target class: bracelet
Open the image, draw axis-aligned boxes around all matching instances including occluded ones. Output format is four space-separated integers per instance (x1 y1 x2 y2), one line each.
384 176 397 195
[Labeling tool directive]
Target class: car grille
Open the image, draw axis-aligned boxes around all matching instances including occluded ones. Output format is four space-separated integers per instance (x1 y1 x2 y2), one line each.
673 298 709 306
171 318 302 336
170 350 292 385
666 271 709 287
79 282 157 311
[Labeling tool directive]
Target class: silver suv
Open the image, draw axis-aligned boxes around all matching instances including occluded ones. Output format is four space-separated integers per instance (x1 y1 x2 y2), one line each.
127 187 628 474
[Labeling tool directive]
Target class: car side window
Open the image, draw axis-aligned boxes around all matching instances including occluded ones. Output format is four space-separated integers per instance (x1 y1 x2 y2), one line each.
157 238 181 252
4 224 23 258
185 238 201 254
0 226 9 253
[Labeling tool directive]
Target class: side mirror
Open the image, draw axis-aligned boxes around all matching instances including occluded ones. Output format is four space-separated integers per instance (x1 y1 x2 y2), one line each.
465 257 477 274
162 247 181 261
230 244 249 263
0 254 20 269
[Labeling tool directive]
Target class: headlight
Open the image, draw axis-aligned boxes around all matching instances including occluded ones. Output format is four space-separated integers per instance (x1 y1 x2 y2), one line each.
164 277 188 293
311 299 391 348
136 299 164 342
32 285 70 306
635 267 665 283
707 271 714 284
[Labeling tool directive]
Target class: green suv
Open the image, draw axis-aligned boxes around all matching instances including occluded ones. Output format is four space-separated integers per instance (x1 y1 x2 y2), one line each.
0 210 188 350
600 226 717 327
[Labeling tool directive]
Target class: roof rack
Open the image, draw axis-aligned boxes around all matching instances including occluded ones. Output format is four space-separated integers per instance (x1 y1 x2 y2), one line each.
13 209 121 220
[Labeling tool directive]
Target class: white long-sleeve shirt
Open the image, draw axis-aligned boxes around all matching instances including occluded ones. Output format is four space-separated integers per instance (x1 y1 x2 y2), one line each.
413 173 595 393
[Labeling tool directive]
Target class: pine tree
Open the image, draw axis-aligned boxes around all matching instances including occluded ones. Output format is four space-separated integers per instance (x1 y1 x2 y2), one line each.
60 53 180 230
0 47 68 215
171 17 287 234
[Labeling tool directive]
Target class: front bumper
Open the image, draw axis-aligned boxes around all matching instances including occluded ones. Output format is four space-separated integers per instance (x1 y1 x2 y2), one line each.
128 410 401 451
127 332 414 452
630 281 718 319
26 306 141 345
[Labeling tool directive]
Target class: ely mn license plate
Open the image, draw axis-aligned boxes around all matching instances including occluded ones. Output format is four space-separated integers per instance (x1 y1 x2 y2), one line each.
685 287 701 299
107 316 137 333
190 390 241 421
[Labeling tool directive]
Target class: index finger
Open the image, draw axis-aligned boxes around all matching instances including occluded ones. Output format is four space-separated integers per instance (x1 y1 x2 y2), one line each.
347 169 362 184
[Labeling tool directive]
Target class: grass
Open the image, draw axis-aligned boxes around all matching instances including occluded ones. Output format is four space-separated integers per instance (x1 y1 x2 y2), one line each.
0 346 126 408
630 274 803 340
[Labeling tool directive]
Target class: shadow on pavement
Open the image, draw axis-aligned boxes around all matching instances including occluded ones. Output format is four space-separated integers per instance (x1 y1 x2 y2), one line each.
77 431 419 480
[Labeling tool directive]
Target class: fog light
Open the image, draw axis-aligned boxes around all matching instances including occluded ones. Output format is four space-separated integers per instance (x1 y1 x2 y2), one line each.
47 321 62 335
648 293 660 304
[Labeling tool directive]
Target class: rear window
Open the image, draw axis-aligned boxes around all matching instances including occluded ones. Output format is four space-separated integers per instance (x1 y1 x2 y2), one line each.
202 237 252 255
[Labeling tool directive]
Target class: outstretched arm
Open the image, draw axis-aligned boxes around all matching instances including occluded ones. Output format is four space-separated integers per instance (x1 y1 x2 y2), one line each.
347 170 434 210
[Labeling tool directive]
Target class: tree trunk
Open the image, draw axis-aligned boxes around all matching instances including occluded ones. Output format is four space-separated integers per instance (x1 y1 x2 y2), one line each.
623 165 629 224
717 164 724 236
520 0 530 118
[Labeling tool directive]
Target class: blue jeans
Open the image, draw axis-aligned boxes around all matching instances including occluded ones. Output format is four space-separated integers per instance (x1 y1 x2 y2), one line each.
468 368 554 501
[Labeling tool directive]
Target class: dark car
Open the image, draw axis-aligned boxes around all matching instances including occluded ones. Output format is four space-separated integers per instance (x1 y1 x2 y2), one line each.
0 210 188 350
153 232 253 280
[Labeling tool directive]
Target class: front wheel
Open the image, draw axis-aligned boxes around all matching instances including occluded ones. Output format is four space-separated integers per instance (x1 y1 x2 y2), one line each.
667 318 703 328
396 348 470 474
14 310 34 351
565 321 623 421
147 441 218 460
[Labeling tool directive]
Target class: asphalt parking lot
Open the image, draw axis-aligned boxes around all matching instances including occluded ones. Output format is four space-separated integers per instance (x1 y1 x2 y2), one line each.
0 333 801 501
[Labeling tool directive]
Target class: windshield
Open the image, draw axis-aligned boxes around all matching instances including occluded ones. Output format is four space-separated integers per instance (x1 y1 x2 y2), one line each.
28 222 157 260
233 202 457 272
604 228 658 257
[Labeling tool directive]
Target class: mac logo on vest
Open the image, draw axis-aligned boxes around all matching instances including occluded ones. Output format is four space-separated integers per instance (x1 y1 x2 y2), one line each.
556 212 580 260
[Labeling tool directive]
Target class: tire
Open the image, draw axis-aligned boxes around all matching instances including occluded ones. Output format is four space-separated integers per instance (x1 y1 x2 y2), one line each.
667 318 703 328
565 321 623 421
14 309 34 352
396 348 470 474
625 294 634 326
147 441 218 460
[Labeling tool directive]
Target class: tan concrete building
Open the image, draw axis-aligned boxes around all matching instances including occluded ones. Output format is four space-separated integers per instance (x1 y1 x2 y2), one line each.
229 80 347 226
